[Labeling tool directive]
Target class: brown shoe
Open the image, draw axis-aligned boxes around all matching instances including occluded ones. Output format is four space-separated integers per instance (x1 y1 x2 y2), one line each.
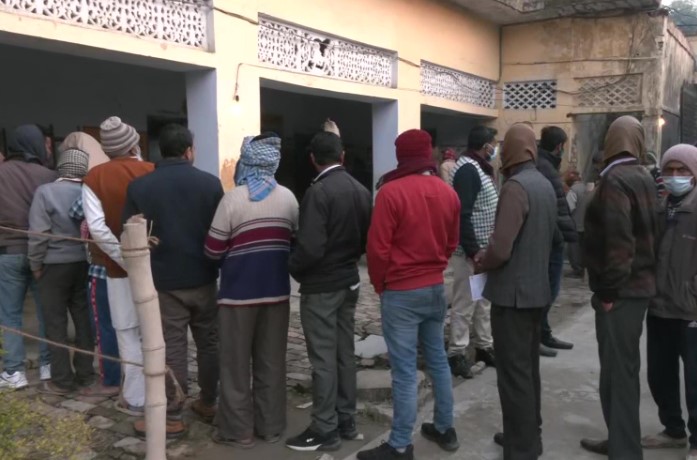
191 399 216 424
134 418 187 439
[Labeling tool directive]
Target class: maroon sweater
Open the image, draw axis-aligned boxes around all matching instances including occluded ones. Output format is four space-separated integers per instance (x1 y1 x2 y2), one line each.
0 159 57 253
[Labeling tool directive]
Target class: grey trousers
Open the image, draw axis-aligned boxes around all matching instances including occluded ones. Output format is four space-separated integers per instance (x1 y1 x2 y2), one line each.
301 288 359 434
159 283 219 416
593 295 648 460
218 303 289 439
491 305 543 460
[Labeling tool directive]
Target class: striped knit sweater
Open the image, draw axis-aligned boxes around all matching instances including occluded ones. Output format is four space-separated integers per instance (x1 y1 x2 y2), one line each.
205 184 299 306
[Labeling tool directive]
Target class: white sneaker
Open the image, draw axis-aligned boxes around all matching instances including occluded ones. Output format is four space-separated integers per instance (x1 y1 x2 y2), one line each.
0 371 29 389
40 364 51 381
687 449 697 460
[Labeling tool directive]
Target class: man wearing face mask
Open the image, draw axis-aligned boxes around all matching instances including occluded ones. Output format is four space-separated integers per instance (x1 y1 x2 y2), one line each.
641 144 697 459
446 125 498 378
536 126 577 358
123 124 224 438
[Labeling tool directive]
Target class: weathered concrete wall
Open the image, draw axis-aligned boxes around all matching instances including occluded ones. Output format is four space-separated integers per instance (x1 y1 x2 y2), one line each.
662 21 695 116
498 13 665 170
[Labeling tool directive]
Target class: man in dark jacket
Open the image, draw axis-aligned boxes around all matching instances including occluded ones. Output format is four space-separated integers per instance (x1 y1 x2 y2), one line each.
286 130 372 452
479 123 557 460
580 116 659 458
123 124 224 438
536 126 577 357
641 144 697 459
0 125 56 390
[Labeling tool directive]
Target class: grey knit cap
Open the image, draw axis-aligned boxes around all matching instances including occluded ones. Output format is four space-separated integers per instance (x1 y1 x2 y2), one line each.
100 116 140 158
57 149 89 179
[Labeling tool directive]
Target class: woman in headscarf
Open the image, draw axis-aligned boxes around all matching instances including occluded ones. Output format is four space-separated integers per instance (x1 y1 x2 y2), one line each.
60 132 109 170
205 133 299 448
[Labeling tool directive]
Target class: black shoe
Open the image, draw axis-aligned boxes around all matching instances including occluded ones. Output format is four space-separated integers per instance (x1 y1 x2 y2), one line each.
421 423 460 452
476 347 496 367
357 442 414 460
542 335 574 350
285 427 341 452
580 438 608 455
494 432 543 455
539 344 558 357
339 417 358 440
448 355 474 379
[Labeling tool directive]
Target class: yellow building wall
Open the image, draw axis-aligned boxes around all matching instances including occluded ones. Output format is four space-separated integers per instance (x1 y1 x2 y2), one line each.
0 0 500 181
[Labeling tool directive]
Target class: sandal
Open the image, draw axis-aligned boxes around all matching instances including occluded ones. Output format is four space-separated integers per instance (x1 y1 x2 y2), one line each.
37 381 74 396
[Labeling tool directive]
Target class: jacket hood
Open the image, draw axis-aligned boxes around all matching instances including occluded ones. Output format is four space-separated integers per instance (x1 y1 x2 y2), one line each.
501 123 538 172
60 132 109 171
603 116 645 162
6 124 47 164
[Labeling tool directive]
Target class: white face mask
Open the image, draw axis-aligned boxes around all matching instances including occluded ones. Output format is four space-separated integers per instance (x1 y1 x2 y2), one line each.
487 144 499 162
663 176 695 197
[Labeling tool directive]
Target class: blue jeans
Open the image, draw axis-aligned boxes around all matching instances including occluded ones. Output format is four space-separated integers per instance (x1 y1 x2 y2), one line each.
542 242 564 340
381 284 453 449
0 254 50 372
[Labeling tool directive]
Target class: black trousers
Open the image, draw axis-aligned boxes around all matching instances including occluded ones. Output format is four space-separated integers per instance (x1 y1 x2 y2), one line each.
593 296 648 460
647 315 697 448
38 262 94 390
491 305 543 460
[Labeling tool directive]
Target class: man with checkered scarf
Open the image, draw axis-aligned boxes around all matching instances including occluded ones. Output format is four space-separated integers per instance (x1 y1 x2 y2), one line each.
446 125 499 378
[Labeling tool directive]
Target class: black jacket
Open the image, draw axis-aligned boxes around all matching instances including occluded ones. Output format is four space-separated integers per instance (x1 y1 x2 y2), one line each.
537 148 578 243
289 166 372 294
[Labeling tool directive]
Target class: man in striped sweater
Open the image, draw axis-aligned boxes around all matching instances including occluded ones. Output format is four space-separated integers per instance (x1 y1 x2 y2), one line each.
205 133 299 448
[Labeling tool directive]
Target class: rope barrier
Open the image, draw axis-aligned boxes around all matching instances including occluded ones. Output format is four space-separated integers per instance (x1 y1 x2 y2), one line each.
0 324 186 405
0 225 160 248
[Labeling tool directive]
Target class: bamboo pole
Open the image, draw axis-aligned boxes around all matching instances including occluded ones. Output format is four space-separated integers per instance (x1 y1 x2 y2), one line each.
121 216 167 460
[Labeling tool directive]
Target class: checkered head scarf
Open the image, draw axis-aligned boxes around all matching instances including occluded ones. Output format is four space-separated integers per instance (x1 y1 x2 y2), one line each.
235 133 281 202
57 149 89 179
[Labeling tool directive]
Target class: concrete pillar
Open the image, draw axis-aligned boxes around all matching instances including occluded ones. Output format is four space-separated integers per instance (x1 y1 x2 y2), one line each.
186 69 219 177
371 97 421 192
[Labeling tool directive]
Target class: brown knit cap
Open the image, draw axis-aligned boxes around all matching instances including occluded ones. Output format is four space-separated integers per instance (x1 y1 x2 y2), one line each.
501 123 538 171
603 116 644 162
100 116 140 158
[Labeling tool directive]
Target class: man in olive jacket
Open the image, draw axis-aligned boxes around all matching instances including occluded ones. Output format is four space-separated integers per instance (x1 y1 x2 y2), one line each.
641 144 697 459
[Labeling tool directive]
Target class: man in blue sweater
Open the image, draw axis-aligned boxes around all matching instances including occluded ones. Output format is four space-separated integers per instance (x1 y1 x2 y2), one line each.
123 124 224 438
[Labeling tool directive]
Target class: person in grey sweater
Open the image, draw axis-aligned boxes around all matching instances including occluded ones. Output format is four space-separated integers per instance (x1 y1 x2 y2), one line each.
28 149 94 394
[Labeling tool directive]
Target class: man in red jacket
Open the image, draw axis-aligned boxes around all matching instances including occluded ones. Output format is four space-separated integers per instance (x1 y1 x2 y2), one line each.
360 129 461 460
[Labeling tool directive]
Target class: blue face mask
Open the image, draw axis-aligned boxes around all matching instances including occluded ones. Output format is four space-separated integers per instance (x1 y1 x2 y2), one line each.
663 176 695 197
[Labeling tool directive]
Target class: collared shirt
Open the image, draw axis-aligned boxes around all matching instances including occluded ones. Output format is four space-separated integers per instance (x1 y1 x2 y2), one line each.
88 264 107 280
313 164 343 183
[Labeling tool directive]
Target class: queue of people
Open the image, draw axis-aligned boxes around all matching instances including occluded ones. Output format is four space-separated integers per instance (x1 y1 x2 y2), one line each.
0 113 695 460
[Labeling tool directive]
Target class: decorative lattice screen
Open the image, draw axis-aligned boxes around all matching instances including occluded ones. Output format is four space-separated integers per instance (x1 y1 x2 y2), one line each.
577 75 642 108
420 61 495 109
504 80 557 110
0 0 209 49
258 17 396 88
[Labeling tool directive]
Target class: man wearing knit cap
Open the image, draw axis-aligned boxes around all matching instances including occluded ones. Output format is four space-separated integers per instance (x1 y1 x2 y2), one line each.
477 123 557 460
361 129 460 460
641 144 697 459
580 116 659 458
83 116 154 416
28 149 94 394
